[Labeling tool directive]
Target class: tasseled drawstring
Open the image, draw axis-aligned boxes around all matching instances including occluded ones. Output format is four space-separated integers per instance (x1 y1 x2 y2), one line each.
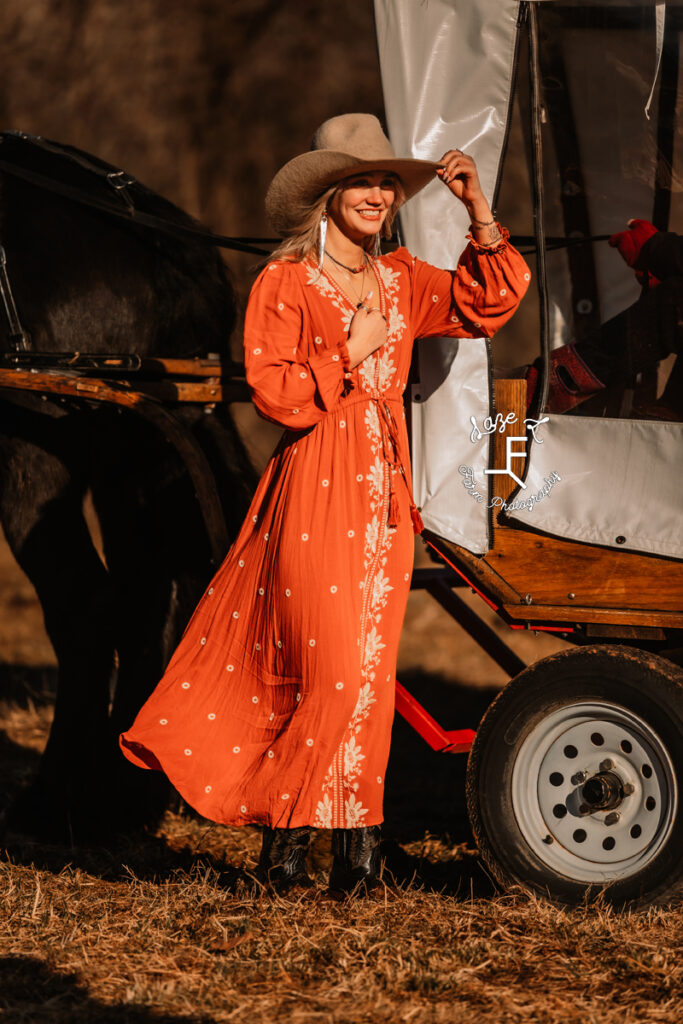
388 487 400 529
410 504 424 535
374 396 423 534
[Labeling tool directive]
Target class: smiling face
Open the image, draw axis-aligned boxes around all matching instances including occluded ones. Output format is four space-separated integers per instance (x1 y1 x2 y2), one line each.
327 170 398 245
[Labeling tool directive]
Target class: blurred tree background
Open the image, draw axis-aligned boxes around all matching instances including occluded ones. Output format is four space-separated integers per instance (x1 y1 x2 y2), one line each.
0 1 385 312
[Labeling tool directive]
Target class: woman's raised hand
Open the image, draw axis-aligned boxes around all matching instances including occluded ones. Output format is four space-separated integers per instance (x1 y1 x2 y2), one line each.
436 149 502 246
436 149 485 206
346 291 387 368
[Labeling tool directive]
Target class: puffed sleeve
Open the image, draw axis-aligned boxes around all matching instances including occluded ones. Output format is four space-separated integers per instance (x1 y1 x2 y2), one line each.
406 226 531 339
244 262 349 429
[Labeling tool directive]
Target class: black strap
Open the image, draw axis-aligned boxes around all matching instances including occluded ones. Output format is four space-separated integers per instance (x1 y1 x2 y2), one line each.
0 158 273 257
0 155 615 260
0 244 30 351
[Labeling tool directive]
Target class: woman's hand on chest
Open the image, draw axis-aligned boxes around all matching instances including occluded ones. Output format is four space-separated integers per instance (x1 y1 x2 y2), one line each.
346 291 387 368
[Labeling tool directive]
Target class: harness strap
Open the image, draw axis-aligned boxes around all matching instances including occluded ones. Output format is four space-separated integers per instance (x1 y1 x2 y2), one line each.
0 246 30 351
0 158 271 257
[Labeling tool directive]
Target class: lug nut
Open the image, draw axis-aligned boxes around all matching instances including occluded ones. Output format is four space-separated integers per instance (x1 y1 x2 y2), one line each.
600 759 614 771
622 783 635 796
604 811 620 826
571 770 589 786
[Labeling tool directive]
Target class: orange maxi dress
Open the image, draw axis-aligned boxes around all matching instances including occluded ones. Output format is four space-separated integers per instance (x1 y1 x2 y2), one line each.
120 229 530 830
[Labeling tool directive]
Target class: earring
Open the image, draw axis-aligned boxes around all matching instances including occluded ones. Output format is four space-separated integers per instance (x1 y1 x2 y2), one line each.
318 212 328 271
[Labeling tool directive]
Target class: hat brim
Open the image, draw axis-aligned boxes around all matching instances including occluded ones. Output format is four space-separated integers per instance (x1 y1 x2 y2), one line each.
265 150 441 236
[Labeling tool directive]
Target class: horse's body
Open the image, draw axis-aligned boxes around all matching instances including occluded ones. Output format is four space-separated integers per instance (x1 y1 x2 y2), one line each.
0 134 257 840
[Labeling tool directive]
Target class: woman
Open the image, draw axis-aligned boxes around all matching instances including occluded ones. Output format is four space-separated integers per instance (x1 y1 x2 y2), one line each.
120 114 530 892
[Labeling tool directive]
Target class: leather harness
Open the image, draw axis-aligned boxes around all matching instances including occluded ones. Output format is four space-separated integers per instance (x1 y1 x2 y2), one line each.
0 131 274 353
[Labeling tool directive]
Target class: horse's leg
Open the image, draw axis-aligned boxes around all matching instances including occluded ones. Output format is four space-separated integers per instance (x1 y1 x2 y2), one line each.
0 415 116 841
90 413 211 829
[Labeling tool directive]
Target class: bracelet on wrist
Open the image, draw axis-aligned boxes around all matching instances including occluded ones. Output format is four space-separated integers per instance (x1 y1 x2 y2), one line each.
473 227 504 248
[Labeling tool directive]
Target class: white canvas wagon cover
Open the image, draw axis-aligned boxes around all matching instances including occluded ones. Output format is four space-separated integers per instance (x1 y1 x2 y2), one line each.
374 0 683 560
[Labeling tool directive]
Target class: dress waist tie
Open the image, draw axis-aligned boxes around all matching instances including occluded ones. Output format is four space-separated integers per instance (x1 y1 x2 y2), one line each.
372 392 424 535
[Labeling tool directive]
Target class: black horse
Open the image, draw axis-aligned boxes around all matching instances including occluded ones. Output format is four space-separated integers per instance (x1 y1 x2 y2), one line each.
0 133 258 841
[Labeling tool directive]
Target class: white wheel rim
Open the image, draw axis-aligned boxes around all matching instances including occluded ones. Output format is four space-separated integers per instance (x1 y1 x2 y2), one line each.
511 701 678 883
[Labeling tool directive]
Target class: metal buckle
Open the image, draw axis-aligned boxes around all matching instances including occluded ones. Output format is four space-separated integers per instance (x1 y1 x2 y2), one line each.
106 170 136 211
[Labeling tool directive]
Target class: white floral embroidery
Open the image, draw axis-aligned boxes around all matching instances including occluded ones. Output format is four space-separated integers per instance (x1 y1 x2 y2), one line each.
365 514 380 554
362 627 386 672
315 793 333 829
312 256 404 829
356 679 376 720
316 675 377 828
372 568 393 608
364 402 380 433
344 735 365 775
345 793 369 826
367 456 384 496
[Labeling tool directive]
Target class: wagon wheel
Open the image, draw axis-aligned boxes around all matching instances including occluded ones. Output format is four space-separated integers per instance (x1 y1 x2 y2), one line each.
466 645 683 907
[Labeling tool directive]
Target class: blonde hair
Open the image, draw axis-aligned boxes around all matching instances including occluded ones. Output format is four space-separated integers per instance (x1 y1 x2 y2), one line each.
270 175 406 265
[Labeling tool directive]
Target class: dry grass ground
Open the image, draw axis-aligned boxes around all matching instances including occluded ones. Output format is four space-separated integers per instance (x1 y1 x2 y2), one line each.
1 534 682 1023
1 797 682 1023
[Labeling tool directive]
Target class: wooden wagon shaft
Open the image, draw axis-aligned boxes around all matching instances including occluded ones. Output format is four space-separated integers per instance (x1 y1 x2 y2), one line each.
0 358 251 401
0 367 232 566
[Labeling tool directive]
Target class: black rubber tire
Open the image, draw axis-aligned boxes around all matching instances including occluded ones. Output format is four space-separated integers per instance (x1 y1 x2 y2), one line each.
466 645 683 907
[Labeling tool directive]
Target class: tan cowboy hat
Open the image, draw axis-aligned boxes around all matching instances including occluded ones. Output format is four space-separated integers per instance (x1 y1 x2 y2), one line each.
265 113 440 236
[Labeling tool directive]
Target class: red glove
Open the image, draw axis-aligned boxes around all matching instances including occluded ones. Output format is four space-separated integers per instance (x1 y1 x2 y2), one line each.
609 219 660 287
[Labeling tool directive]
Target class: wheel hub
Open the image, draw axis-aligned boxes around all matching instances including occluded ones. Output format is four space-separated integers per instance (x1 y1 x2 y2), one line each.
581 770 624 811
511 701 677 883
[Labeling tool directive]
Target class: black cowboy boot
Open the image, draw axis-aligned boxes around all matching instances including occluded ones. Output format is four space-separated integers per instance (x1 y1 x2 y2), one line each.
329 825 382 893
257 826 313 890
